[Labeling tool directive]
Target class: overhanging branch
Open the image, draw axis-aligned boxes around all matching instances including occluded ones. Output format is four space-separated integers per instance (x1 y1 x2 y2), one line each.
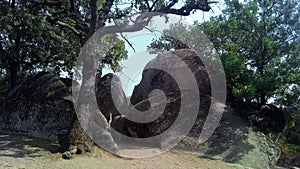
156 1 218 16
57 21 82 35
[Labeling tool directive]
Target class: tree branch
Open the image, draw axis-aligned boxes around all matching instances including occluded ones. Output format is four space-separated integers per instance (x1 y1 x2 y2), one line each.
144 0 151 11
157 1 218 16
151 0 160 10
98 0 115 28
84 0 98 44
120 33 136 52
93 12 158 41
57 21 82 35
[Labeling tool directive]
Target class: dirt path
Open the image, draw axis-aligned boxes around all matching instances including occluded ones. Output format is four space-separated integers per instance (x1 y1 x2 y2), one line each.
0 133 250 169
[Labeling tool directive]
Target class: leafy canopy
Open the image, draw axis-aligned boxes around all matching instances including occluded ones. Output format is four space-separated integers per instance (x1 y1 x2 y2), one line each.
149 0 300 106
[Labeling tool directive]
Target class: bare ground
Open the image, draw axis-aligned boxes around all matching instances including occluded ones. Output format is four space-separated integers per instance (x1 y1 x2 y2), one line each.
0 133 251 169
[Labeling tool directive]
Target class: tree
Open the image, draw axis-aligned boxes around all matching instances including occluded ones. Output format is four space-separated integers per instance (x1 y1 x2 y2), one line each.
1 0 217 154
0 1 81 89
71 0 217 154
0 0 217 89
0 0 131 90
150 0 299 106
201 0 299 105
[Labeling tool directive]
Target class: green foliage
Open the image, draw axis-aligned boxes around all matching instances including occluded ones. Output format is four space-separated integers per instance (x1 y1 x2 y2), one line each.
101 35 128 72
148 1 300 144
199 0 299 104
279 137 300 157
0 0 130 89
148 23 191 54
0 1 81 81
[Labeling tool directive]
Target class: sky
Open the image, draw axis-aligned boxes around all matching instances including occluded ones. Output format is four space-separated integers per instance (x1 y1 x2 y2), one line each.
103 1 225 96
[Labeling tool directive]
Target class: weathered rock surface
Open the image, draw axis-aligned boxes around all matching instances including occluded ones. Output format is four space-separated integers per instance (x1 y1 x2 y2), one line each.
96 73 128 125
131 49 211 104
0 72 117 156
0 72 75 140
128 49 211 139
247 104 286 134
127 49 281 169
174 105 281 169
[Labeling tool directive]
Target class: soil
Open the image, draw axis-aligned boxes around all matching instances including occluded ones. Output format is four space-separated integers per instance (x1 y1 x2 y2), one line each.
0 133 251 169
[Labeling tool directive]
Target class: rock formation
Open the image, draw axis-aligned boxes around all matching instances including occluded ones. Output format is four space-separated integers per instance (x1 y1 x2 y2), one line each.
128 49 211 139
0 72 118 158
95 73 128 127
0 49 285 168
247 104 286 134
127 49 281 169
0 72 75 140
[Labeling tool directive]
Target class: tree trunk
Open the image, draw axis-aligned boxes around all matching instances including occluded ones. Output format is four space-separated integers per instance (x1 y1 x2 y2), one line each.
61 48 118 157
61 8 160 157
60 0 118 157
8 62 19 90
260 93 267 105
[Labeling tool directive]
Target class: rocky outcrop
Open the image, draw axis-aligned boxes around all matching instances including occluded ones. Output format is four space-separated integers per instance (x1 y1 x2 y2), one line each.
95 73 132 145
174 105 281 169
131 49 211 104
0 72 75 140
96 73 128 125
126 49 281 169
0 72 96 156
0 72 117 157
128 49 211 139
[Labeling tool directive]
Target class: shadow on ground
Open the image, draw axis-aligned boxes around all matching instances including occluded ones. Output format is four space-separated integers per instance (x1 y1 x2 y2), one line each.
0 132 60 159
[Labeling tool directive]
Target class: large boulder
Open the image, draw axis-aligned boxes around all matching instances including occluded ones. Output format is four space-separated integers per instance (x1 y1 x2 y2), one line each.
129 49 211 139
131 49 211 104
95 73 131 143
127 49 281 169
0 72 118 156
96 73 128 124
0 72 75 140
